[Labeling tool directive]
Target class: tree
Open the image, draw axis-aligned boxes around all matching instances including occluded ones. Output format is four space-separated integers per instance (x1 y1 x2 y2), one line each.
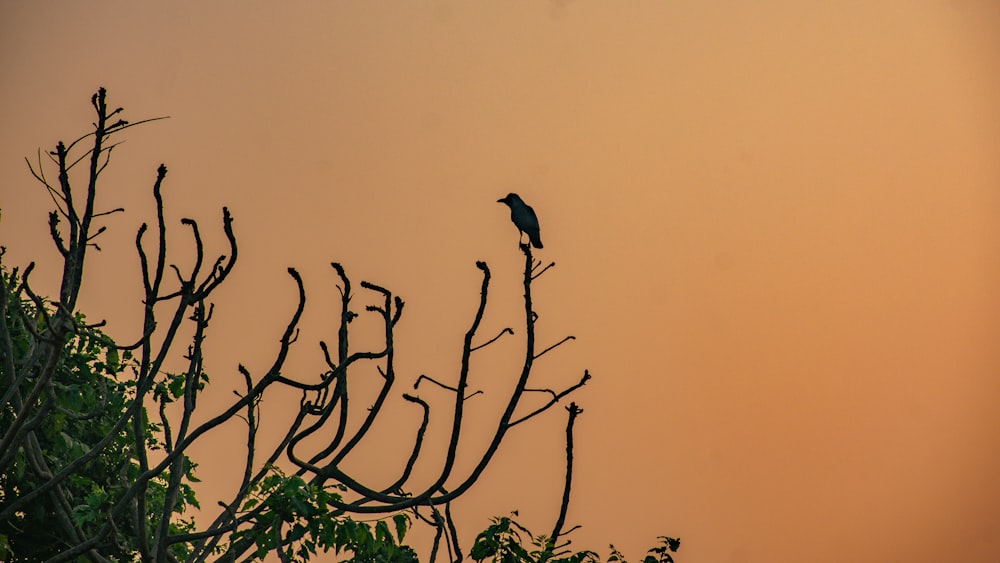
0 88 679 562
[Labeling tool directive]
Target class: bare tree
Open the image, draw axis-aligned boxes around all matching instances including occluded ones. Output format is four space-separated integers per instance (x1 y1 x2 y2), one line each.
0 88 594 563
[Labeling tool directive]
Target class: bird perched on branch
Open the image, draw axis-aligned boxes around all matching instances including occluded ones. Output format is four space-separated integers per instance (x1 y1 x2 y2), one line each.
497 193 543 249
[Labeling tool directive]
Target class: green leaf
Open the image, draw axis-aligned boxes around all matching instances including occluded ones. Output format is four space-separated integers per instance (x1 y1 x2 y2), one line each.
392 513 408 543
168 375 184 399
106 346 120 372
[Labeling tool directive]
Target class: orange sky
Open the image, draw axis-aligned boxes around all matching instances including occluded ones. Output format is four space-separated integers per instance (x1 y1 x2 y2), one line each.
3 2 1000 562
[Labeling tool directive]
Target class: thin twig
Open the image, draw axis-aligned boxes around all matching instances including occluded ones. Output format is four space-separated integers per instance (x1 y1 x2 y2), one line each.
534 335 576 359
471 327 514 351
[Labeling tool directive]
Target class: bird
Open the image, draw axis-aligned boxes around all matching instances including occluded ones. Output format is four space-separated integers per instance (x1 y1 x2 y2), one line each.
497 193 543 249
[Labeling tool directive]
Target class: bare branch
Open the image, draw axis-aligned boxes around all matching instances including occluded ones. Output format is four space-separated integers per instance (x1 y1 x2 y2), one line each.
510 370 591 427
92 207 125 219
48 211 69 257
471 326 514 351
534 335 576 360
413 375 482 400
551 402 582 542
531 260 556 280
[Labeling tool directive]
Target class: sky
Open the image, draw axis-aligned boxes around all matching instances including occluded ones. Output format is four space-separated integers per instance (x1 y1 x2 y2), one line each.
2 2 1000 562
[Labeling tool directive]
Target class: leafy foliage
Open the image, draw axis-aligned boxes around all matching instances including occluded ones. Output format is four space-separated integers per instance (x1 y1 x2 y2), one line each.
471 515 598 563
608 537 682 563
0 265 197 561
232 466 417 562
470 516 681 563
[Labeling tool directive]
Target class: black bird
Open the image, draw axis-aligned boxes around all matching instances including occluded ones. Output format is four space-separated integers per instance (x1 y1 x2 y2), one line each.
497 193 543 249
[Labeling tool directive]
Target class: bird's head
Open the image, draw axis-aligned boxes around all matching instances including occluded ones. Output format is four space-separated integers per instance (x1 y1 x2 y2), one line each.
497 193 520 206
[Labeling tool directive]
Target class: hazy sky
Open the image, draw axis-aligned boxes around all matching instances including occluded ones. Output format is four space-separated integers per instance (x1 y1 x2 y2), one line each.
2 2 1000 562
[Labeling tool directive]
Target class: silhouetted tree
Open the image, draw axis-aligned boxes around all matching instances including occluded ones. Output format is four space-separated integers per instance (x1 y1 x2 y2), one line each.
0 88 678 563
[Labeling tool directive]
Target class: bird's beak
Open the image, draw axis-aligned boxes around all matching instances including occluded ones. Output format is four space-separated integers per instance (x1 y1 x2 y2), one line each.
496 198 504 203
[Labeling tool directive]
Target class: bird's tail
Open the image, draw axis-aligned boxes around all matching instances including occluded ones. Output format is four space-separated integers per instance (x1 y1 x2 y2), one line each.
530 233 543 249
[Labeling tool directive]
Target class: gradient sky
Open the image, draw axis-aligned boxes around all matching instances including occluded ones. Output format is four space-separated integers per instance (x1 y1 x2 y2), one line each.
2 2 1000 562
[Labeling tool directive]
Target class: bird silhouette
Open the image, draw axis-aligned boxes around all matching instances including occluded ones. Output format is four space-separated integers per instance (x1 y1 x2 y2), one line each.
497 193 543 249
